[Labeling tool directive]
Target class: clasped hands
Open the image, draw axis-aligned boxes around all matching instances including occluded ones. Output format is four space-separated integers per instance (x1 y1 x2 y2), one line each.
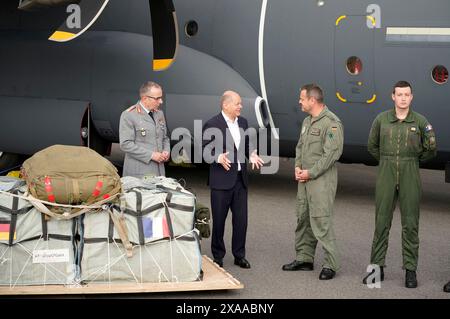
218 150 265 171
151 151 170 163
295 167 310 183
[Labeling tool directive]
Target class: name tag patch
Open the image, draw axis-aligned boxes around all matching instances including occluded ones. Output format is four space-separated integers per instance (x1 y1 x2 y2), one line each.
410 127 417 132
310 128 321 136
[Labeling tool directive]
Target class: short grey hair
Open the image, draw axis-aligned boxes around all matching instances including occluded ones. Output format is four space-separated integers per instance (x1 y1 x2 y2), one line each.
139 81 162 96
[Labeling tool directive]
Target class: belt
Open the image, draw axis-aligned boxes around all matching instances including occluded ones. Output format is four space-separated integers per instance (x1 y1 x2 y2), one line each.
380 155 418 161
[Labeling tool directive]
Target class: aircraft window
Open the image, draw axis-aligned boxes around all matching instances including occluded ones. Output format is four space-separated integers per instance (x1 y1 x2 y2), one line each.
346 56 363 75
431 65 448 85
185 20 198 37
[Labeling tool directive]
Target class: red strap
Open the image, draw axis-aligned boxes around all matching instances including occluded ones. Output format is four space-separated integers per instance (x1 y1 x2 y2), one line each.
92 180 103 197
44 176 56 202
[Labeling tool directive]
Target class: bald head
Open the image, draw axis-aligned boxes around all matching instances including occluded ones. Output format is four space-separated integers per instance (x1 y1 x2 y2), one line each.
221 91 239 108
221 90 242 120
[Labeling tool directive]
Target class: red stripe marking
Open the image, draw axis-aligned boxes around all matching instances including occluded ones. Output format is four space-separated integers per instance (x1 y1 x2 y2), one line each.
0 224 10 232
92 180 103 197
44 176 56 202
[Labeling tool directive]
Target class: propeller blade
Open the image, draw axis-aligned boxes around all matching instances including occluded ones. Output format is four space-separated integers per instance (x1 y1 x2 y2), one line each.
48 0 109 42
149 0 179 71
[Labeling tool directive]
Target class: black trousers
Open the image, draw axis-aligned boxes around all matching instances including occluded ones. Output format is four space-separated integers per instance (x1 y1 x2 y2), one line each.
210 173 248 260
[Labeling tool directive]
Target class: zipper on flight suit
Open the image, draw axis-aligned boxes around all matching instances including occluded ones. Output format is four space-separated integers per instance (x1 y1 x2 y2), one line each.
389 128 393 147
405 127 409 147
301 122 310 165
396 125 401 189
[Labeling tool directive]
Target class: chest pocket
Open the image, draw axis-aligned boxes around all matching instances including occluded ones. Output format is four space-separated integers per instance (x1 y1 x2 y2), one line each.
135 128 149 141
380 126 392 147
155 117 167 135
308 129 323 155
407 128 421 152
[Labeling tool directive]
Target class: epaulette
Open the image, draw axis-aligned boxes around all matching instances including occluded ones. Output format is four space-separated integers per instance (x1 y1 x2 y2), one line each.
127 105 137 112
325 110 342 123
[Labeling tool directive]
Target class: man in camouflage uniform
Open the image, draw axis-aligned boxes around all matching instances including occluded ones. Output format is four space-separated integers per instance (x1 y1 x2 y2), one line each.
119 81 170 178
363 81 437 288
282 84 344 280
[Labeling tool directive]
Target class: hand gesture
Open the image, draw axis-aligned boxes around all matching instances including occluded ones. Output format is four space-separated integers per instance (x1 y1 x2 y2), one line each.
250 150 265 170
218 152 231 171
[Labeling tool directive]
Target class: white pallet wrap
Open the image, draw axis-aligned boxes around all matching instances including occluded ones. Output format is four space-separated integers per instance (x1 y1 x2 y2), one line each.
80 177 202 283
0 184 77 286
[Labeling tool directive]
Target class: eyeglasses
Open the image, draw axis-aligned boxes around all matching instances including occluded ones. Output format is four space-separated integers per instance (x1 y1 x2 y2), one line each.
145 95 163 101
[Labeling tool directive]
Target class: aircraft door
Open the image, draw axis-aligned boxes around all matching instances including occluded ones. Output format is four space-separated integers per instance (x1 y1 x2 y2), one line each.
334 15 376 104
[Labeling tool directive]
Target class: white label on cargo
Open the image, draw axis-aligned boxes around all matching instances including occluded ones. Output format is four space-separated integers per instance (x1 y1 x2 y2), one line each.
32 249 70 264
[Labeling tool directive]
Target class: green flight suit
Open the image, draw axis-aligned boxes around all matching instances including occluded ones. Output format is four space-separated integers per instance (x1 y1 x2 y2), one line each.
368 109 437 271
294 106 344 271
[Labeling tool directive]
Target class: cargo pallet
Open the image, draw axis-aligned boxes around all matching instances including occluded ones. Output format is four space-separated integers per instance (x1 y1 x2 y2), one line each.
0 256 243 295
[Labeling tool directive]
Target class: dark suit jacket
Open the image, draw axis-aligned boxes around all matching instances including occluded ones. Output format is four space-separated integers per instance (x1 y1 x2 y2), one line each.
202 113 253 190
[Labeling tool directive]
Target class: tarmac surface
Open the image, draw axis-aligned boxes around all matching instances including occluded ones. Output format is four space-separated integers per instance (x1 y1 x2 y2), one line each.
103 146 450 299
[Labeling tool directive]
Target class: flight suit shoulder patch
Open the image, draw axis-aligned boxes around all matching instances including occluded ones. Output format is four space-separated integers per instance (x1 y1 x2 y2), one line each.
329 125 339 139
425 124 433 132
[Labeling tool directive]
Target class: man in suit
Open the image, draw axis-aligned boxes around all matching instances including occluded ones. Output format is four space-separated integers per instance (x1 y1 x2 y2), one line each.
202 90 264 269
119 81 170 178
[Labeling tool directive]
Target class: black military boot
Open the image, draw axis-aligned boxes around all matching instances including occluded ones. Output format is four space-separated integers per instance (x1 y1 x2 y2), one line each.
282 260 314 271
362 266 384 285
405 270 418 288
319 268 336 280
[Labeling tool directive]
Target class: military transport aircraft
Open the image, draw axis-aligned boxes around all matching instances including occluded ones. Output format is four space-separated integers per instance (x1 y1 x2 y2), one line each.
1 0 449 181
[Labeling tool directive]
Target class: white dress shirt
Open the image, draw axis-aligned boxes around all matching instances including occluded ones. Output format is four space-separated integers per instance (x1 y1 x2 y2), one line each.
221 111 241 171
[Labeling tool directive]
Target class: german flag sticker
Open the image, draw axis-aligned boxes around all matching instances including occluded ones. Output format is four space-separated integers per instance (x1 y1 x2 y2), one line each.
0 220 16 241
331 126 338 132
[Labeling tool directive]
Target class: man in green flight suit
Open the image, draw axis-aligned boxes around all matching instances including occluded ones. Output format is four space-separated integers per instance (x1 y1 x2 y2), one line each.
363 81 437 288
282 84 344 280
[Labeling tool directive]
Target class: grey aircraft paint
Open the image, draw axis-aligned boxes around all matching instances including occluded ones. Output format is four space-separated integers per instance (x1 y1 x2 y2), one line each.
0 0 449 178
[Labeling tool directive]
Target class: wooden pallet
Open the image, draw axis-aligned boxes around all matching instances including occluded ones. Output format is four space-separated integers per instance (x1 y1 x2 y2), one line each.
0 255 243 295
